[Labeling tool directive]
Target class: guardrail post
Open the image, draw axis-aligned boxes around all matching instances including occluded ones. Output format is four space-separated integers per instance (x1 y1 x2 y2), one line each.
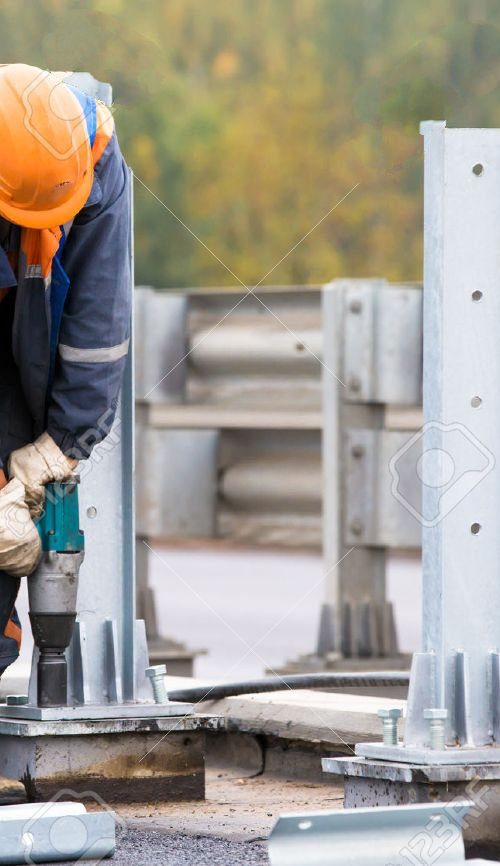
324 124 500 857
320 278 422 661
404 121 500 749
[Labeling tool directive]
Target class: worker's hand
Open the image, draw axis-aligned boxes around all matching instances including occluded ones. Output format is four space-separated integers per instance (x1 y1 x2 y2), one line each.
8 432 76 520
0 478 41 577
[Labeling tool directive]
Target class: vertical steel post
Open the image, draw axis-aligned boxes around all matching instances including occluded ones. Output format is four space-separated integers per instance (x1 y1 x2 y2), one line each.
405 122 500 748
321 281 390 658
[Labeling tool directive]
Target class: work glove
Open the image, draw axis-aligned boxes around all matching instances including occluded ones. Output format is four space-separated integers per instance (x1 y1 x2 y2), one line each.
8 432 75 520
0 478 41 577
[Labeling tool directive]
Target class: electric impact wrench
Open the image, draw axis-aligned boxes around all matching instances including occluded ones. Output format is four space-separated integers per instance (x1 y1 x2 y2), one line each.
29 481 84 707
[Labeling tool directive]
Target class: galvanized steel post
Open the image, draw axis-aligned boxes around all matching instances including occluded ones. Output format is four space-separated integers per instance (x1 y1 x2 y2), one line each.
403 121 500 752
320 279 422 660
347 122 500 763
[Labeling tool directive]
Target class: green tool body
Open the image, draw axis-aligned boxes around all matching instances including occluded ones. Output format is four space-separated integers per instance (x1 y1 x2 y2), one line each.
30 481 85 707
36 481 85 553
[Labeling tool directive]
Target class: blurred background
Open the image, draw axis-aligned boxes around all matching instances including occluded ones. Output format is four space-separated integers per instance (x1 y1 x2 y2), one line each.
1 0 492 679
3 0 500 289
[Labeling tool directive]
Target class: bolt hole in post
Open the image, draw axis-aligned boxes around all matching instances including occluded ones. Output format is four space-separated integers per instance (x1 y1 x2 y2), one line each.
86 506 97 519
297 820 312 831
351 444 365 459
472 162 484 176
471 395 482 408
471 522 482 535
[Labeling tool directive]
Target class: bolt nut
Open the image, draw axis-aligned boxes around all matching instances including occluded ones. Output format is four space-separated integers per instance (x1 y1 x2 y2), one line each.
349 299 363 314
423 708 448 720
424 707 447 750
146 664 167 679
378 706 402 747
6 694 29 706
377 708 402 720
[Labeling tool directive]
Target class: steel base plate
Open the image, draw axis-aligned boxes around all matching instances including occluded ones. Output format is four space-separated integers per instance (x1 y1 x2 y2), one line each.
356 740 500 766
0 701 193 721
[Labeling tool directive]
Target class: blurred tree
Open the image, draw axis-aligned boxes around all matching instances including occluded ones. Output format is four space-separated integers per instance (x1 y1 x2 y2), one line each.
0 0 499 286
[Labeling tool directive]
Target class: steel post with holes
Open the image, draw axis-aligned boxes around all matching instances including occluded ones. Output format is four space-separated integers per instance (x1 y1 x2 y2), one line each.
324 122 500 858
0 74 217 804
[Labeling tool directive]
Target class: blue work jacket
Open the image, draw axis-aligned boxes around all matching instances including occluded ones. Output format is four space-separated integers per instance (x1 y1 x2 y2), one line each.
0 132 132 462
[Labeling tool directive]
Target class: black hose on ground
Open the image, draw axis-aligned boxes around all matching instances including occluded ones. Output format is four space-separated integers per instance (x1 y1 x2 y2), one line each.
168 671 410 702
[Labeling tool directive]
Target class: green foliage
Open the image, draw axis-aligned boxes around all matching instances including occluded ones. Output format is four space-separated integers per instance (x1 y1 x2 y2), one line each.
0 0 498 286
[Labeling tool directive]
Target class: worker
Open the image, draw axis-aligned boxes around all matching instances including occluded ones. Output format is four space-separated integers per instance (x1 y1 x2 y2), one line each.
0 64 131 678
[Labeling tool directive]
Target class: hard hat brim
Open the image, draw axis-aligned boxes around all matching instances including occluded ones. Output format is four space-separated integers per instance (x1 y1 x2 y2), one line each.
0 164 94 230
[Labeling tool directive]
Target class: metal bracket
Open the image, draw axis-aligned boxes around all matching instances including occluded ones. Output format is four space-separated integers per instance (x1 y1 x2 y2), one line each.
321 278 422 660
345 428 421 548
342 280 422 405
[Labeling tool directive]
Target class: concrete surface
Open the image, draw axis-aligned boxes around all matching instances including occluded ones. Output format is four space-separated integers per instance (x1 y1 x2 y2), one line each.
121 766 343 841
167 675 406 746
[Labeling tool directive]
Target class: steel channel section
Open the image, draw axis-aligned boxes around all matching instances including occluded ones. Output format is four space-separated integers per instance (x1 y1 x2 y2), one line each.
408 122 500 750
320 279 422 658
0 803 115 865
60 184 137 705
321 281 386 656
328 124 500 771
268 802 486 866
68 77 136 706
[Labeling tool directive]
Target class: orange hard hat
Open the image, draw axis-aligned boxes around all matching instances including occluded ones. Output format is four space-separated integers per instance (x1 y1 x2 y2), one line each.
0 64 94 229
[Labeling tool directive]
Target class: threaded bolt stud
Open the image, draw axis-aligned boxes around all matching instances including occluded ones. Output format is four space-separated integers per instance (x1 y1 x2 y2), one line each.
6 695 29 706
424 708 448 750
145 664 168 704
377 707 402 746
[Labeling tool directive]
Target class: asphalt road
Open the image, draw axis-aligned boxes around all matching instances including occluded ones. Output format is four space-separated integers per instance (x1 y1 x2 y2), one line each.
148 547 422 678
107 829 269 865
54 831 268 866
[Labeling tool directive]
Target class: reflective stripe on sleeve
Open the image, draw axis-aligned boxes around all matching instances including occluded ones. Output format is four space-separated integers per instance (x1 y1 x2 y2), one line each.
58 338 130 363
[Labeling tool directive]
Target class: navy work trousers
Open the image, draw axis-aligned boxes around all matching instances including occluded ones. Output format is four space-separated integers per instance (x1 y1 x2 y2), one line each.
0 290 34 676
